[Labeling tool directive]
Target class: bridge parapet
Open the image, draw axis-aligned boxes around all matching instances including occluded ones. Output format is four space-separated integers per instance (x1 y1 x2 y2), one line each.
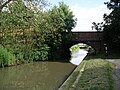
72 32 103 41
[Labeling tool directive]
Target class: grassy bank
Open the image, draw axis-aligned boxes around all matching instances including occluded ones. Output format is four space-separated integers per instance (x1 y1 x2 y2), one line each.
61 58 114 90
75 59 114 90
59 61 86 90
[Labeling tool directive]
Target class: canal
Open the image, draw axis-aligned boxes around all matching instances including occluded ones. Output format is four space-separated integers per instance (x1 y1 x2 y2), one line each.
0 61 75 90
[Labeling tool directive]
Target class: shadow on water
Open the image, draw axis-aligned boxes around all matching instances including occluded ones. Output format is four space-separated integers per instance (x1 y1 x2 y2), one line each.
0 61 76 90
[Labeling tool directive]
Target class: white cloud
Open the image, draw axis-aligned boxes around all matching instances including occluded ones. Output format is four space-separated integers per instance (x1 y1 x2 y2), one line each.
70 5 111 32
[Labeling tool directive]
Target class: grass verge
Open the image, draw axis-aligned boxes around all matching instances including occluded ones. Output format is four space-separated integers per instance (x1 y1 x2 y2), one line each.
59 61 86 90
60 58 114 90
75 59 114 90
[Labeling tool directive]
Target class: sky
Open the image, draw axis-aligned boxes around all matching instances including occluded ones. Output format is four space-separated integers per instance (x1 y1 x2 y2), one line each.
49 0 111 32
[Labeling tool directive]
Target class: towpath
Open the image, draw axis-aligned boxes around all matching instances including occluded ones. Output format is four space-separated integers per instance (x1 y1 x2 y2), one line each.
106 59 120 90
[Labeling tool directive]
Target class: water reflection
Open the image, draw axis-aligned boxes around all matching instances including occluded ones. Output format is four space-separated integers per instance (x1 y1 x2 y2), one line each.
0 62 75 90
70 50 88 65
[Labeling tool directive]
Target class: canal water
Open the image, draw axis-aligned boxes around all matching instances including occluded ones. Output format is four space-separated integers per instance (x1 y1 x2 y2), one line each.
0 61 75 90
70 50 88 65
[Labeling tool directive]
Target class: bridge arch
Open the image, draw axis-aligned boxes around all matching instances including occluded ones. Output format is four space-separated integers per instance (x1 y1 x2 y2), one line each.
68 41 96 53
70 31 104 53
69 42 98 53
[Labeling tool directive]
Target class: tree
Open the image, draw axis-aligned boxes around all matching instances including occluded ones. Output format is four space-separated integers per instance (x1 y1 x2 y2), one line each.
45 2 77 59
58 2 77 44
58 2 76 32
0 0 12 12
0 0 47 12
0 0 76 61
105 0 120 9
92 0 120 52
104 0 120 51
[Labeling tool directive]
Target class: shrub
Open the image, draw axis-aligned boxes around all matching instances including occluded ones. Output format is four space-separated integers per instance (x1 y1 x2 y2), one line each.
8 44 33 63
0 45 16 67
69 44 80 53
32 44 50 61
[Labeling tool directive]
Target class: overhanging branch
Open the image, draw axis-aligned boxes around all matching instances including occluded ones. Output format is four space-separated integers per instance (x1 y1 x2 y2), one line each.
0 0 12 12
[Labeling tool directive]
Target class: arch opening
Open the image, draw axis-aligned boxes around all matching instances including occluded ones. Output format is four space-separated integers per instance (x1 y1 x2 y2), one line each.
69 43 96 65
69 43 96 55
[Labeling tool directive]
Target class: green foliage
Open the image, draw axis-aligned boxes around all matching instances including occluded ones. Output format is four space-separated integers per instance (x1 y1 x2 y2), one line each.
69 44 80 53
58 2 77 32
0 45 15 67
32 44 50 61
46 2 76 59
0 0 77 64
75 59 114 90
0 0 47 12
61 61 86 90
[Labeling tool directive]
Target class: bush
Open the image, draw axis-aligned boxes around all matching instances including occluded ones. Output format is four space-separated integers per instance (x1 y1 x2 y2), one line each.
69 44 80 53
32 44 50 61
0 45 16 67
8 44 33 63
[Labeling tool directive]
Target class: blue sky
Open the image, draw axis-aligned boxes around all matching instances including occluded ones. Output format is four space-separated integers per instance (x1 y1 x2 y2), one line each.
50 0 108 7
49 0 110 31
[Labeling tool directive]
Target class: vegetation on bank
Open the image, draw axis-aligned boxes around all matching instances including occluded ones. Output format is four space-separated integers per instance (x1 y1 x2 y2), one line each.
69 43 89 54
61 58 114 90
75 59 114 90
69 44 80 53
0 45 15 67
0 0 76 67
60 61 86 90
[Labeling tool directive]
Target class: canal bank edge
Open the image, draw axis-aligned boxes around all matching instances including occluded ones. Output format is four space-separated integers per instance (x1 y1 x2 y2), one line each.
58 61 86 90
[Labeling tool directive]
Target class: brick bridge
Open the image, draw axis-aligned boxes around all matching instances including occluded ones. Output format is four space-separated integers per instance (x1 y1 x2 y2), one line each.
69 31 104 53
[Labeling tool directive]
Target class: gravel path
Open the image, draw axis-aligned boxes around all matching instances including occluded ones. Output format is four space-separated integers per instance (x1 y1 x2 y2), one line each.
106 59 120 90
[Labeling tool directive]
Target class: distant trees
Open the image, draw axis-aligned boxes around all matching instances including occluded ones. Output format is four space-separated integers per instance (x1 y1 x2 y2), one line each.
0 0 76 66
92 0 120 52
